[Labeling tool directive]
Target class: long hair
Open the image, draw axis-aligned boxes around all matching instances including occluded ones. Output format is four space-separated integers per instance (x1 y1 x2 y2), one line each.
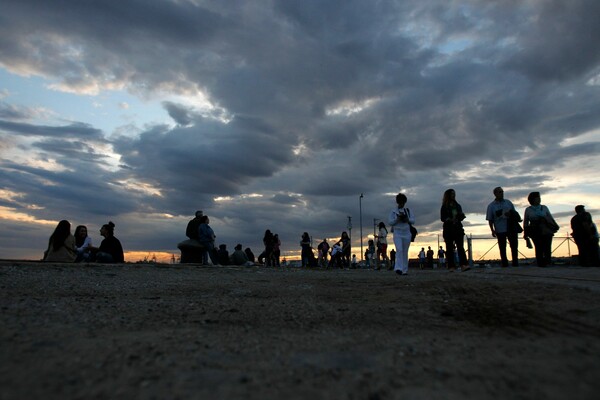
378 221 387 234
74 225 88 247
442 189 456 207
49 220 71 251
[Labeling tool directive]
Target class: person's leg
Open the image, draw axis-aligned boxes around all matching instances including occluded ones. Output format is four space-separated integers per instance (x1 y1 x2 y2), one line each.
508 233 519 266
401 238 411 274
543 235 553 266
96 252 114 263
456 235 468 266
531 235 545 267
497 233 508 267
393 235 403 272
445 239 456 270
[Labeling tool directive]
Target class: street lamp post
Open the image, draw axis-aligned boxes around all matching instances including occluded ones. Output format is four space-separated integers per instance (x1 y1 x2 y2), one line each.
359 193 364 261
347 216 352 244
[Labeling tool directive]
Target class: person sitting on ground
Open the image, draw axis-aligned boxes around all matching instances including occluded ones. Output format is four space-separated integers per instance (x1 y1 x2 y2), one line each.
217 244 229 265
74 225 93 262
230 244 250 265
91 221 124 263
245 247 255 263
328 243 343 268
571 205 600 267
44 220 76 262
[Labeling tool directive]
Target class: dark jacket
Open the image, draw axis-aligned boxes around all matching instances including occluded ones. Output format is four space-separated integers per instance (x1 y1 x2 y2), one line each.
98 236 124 263
440 202 465 240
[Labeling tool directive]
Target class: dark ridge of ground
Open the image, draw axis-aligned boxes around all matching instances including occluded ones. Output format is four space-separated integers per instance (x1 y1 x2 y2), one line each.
1 262 599 400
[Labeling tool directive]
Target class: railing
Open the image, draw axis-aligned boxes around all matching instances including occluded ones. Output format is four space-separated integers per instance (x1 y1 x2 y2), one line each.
467 235 577 265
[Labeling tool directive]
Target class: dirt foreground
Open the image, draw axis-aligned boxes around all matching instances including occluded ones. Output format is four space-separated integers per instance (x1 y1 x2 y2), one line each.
1 261 600 400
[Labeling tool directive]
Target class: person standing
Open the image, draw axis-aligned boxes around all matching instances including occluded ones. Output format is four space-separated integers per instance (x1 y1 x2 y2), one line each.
198 216 217 265
418 248 426 269
300 232 312 267
334 232 351 267
388 193 415 276
262 230 275 267
523 192 558 268
486 187 519 267
571 205 600 267
437 246 446 269
273 234 281 267
441 189 470 272
375 222 389 270
426 246 434 269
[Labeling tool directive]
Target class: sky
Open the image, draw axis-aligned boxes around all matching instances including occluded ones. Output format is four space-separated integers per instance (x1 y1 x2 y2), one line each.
1 0 600 262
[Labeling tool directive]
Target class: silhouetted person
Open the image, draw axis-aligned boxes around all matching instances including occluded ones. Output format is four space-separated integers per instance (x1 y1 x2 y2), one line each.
44 220 76 262
571 205 599 267
486 187 519 267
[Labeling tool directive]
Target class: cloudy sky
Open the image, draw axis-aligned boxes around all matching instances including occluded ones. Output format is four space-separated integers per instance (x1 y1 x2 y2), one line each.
1 0 599 262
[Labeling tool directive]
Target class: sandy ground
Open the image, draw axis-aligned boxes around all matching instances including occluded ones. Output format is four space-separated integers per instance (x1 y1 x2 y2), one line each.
1 261 600 400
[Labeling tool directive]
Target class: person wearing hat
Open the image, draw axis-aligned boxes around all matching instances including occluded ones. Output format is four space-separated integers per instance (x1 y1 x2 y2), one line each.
571 205 600 266
186 210 203 241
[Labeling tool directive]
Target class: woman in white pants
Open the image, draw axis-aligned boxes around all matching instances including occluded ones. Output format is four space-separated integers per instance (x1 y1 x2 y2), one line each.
388 193 415 276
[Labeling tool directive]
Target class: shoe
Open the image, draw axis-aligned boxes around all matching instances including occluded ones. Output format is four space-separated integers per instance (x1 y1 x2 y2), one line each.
461 265 471 272
396 270 407 276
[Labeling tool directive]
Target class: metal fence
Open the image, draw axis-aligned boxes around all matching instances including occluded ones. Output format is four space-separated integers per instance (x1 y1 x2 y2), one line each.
467 235 577 266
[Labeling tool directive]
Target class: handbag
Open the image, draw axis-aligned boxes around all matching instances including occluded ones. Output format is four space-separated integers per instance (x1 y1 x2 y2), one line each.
409 224 418 242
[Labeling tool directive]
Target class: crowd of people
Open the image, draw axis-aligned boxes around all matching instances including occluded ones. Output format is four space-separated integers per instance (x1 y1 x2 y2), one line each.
43 188 599 270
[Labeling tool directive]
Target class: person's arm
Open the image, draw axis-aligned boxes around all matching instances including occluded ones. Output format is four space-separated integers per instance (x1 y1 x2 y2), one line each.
388 210 398 226
441 205 449 223
488 221 496 237
544 206 559 228
407 209 415 225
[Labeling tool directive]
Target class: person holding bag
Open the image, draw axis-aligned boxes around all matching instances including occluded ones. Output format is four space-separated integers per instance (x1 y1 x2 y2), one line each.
388 193 415 276
524 192 558 268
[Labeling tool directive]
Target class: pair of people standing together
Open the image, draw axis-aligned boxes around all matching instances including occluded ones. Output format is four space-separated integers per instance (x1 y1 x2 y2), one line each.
486 187 558 268
388 190 469 276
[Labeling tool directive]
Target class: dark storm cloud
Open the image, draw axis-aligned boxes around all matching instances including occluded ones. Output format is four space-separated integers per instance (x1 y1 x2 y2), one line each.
0 119 104 140
112 114 296 215
162 101 194 126
502 0 600 82
1 0 600 258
